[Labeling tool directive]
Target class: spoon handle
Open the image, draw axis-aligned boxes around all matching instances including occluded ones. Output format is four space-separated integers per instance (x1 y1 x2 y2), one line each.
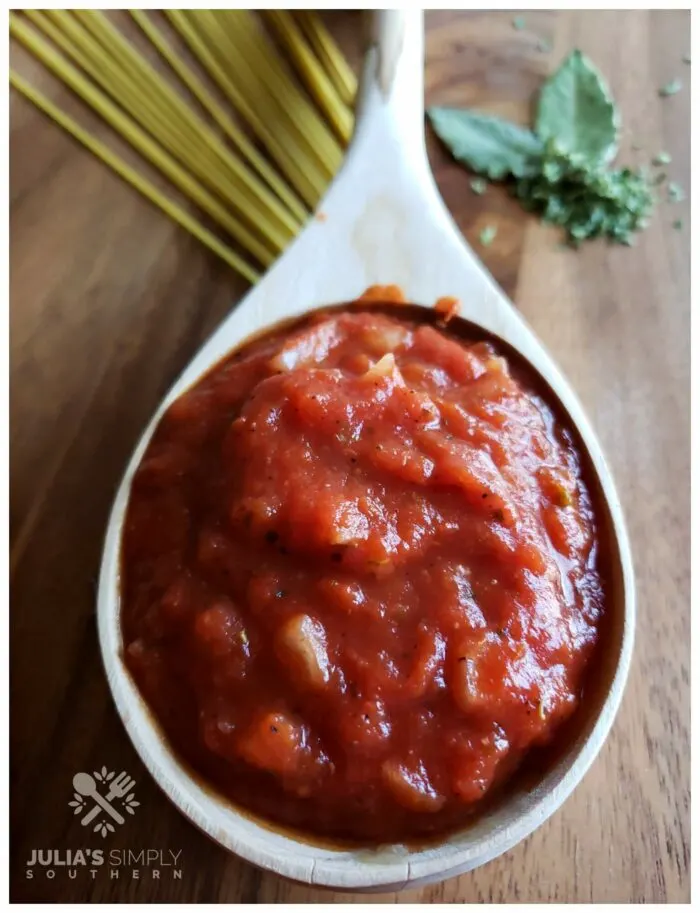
354 10 426 155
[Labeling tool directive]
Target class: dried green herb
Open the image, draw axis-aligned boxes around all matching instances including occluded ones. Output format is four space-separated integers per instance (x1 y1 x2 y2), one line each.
479 225 498 246
536 49 618 166
428 49 656 247
514 146 653 245
659 79 682 97
667 181 685 203
428 108 543 180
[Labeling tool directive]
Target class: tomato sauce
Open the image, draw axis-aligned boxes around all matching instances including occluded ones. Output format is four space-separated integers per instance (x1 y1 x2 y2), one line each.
121 301 605 843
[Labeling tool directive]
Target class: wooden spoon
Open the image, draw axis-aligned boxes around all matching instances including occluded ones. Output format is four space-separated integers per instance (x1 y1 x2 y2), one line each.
98 10 634 892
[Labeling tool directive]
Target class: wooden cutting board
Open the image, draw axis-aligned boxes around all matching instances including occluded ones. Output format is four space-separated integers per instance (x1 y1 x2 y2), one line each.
10 10 689 903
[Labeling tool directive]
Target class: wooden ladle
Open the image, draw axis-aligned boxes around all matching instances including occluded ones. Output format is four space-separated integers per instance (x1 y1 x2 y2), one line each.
98 10 635 891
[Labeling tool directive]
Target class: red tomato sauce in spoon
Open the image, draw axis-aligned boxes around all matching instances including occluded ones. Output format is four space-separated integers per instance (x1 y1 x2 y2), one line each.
121 299 605 842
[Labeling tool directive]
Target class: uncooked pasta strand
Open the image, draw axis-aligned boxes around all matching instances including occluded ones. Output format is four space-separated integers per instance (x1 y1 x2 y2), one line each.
10 14 277 265
263 10 353 143
295 12 357 107
9 71 260 283
128 9 308 223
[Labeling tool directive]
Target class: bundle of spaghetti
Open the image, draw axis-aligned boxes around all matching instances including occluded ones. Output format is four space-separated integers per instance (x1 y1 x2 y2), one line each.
294 11 357 107
9 10 357 282
262 11 353 143
168 10 344 202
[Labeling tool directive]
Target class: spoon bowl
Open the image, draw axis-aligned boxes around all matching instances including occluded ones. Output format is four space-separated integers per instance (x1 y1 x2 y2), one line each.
98 10 634 891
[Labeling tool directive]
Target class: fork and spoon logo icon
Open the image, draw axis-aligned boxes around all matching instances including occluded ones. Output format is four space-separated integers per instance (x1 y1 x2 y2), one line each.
69 768 139 838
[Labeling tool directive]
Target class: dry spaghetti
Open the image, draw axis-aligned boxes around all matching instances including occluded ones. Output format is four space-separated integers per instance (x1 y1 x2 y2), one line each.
9 10 356 281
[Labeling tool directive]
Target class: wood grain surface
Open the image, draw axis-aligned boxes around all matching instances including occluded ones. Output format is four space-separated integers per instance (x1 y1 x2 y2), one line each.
10 10 690 904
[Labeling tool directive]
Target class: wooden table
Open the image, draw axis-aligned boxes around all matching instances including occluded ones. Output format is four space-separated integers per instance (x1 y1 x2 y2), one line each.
10 10 689 903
